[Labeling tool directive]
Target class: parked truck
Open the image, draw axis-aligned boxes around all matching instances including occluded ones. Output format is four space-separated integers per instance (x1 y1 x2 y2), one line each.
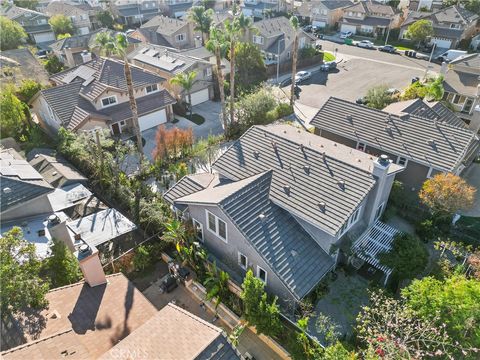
436 50 467 63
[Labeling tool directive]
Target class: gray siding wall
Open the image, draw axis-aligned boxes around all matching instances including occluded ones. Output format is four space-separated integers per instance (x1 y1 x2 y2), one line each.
291 214 338 254
187 204 298 310
1 194 53 222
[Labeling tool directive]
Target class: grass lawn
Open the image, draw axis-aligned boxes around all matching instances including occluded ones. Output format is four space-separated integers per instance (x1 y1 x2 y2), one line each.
373 39 415 51
187 113 205 125
323 52 336 62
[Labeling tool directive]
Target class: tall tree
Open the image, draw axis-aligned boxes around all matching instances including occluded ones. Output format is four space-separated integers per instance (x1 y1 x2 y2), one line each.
206 25 228 131
406 19 434 48
0 16 27 51
96 10 114 29
42 240 82 288
234 42 267 93
364 85 393 109
419 173 476 216
290 16 299 107
0 85 28 139
93 32 144 156
225 10 254 124
170 71 197 119
49 14 74 36
0 227 49 317
188 5 214 46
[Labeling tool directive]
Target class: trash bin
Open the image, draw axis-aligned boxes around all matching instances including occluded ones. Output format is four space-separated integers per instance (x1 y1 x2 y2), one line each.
344 38 353 45
405 50 410 57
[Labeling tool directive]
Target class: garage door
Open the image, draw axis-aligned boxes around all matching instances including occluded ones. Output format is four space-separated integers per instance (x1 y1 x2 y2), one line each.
312 20 326 28
190 89 209 106
34 32 56 43
431 38 452 49
139 109 167 131
340 24 357 34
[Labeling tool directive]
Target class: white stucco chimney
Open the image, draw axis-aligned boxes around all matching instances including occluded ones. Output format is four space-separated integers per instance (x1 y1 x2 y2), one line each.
368 154 392 225
48 217 76 252
440 61 448 76
81 50 92 63
75 243 107 287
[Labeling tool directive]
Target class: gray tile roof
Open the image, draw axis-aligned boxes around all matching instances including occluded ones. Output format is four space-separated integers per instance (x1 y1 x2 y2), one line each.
163 173 215 208
176 171 335 300
443 69 479 97
0 149 53 213
341 16 391 27
311 97 478 172
141 15 188 35
450 53 480 69
322 0 354 10
429 102 466 128
344 0 395 16
211 124 382 236
433 27 464 39
432 5 478 24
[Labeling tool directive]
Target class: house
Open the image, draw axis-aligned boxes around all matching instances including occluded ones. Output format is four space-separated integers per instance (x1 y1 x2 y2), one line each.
241 0 284 20
0 48 50 86
248 16 315 65
44 0 100 35
441 53 480 130
399 6 479 49
164 124 404 312
296 0 353 29
159 0 194 19
101 303 242 359
339 0 397 37
29 57 176 136
47 28 141 68
1 5 55 43
129 44 214 106
311 97 479 189
113 0 162 26
130 15 196 49
405 0 447 12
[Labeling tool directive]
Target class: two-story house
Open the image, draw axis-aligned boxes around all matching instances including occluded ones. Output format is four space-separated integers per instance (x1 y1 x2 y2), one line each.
339 0 397 37
441 53 480 131
399 6 479 49
129 44 214 106
114 0 162 26
296 0 353 29
164 124 404 312
311 97 479 189
29 57 176 136
1 5 55 43
130 15 196 49
241 0 284 20
405 0 443 11
44 0 100 35
248 16 315 65
159 0 193 19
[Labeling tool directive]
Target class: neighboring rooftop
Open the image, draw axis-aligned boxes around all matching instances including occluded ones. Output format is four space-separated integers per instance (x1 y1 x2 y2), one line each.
141 15 188 34
0 48 50 86
311 97 478 172
442 54 480 97
101 303 241 360
1 273 158 358
344 0 395 16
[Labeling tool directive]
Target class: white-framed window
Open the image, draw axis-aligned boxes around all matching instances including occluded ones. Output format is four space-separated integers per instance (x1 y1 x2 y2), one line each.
462 98 474 114
357 142 366 152
321 9 328 16
120 120 126 126
203 67 212 77
340 205 362 236
205 210 227 242
375 203 384 220
101 95 117 107
37 18 47 24
145 84 159 94
70 15 76 21
253 35 264 45
238 252 248 270
81 14 88 20
192 218 204 242
257 265 267 284
356 12 362 18
176 33 186 42
450 23 461 29
397 156 408 167
348 11 353 16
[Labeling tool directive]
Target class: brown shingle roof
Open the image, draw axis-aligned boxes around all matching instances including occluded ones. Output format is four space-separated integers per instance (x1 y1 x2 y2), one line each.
1 273 157 359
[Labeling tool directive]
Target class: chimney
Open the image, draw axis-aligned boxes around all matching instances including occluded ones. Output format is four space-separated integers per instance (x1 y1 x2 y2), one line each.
75 243 107 287
367 154 392 225
469 104 480 134
48 218 76 252
81 50 92 63
440 61 448 76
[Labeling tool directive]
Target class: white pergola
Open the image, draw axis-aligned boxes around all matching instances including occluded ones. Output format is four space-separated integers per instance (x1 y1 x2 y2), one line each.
351 220 401 285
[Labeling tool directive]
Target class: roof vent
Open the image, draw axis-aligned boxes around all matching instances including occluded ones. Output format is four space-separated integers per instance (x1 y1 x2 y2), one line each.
385 125 391 132
253 150 260 159
299 144 304 151
303 165 310 174
34 154 39 158
291 249 298 258
318 201 326 212
385 115 391 123
271 141 277 150
283 185 291 195
3 187 12 194
427 139 436 146
333 142 337 147
48 214 60 225
337 180 345 189
258 213 266 222
52 171 58 176
321 151 326 160
346 114 353 123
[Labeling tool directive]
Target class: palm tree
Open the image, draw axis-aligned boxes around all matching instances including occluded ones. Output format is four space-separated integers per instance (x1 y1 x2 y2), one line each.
206 25 228 131
188 5 214 46
225 11 254 125
93 32 144 156
290 16 299 107
170 71 197 119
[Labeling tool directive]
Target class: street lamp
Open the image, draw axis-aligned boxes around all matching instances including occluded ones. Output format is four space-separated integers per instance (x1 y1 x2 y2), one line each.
276 36 285 84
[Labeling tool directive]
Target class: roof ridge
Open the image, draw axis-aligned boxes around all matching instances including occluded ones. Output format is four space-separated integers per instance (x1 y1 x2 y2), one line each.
220 170 273 205
0 329 74 355
47 273 123 293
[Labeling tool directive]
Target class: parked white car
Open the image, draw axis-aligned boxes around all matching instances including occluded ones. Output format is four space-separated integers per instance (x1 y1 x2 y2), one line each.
295 71 312 83
340 31 353 39
357 40 375 49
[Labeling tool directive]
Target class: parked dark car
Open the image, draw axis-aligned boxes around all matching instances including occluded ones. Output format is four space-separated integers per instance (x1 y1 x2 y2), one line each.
303 25 312 33
378 45 397 53
320 61 337 71
35 49 49 59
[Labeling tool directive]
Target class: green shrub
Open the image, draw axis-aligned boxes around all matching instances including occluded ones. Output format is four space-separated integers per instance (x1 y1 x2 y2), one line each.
416 219 435 241
275 103 294 117
133 245 151 271
173 101 187 117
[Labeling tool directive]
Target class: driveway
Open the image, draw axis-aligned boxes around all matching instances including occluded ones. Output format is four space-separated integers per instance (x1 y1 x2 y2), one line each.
460 162 480 217
142 100 224 162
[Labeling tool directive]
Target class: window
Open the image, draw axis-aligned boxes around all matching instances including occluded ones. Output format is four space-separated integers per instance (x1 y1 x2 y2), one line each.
450 23 461 29
145 84 159 94
101 96 117 107
176 33 186 42
70 16 76 21
120 120 126 126
192 218 203 242
397 156 408 166
462 98 474 114
357 142 366 151
375 203 384 220
238 252 248 270
37 19 47 25
257 266 267 284
203 67 212 77
340 206 362 236
206 210 227 242
81 14 88 20
321 9 327 16
253 35 264 45
356 12 362 18
348 11 353 16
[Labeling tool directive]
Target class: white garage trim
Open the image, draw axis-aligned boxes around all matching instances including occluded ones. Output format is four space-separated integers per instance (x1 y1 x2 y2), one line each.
431 37 452 49
312 20 326 28
190 88 210 106
340 24 357 34
33 31 56 43
139 108 167 131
